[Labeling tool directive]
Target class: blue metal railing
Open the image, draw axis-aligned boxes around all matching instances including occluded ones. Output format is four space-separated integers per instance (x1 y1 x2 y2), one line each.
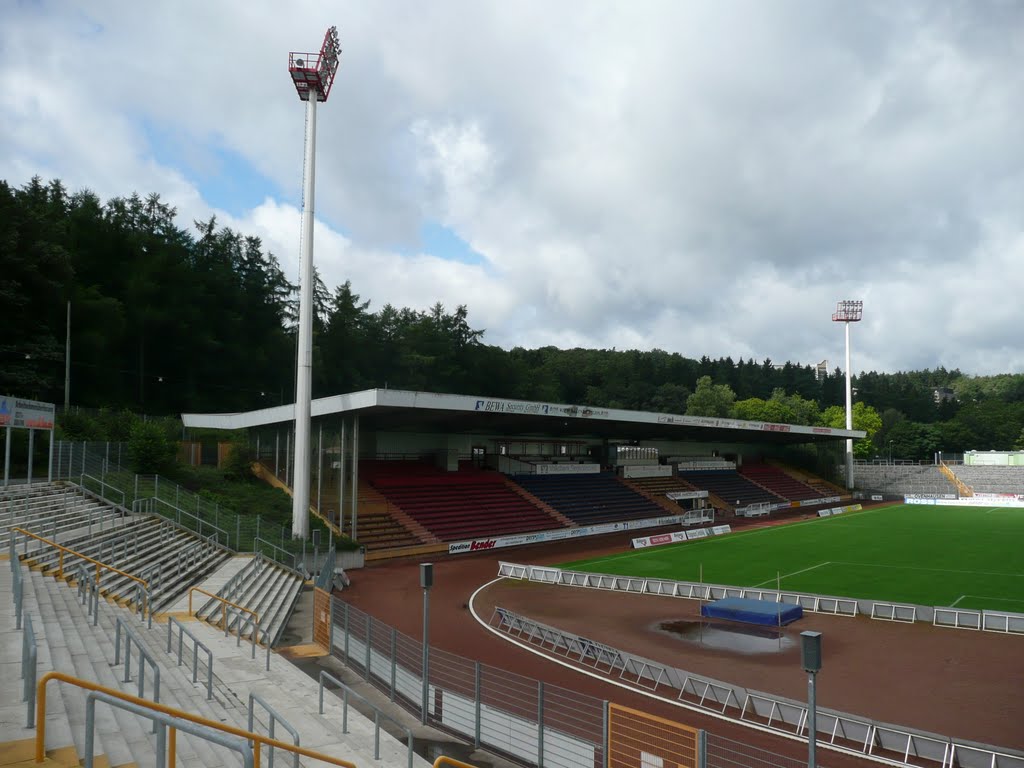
247 692 301 768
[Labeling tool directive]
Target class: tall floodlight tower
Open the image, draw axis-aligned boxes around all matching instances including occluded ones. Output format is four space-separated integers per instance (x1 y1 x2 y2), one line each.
287 26 341 539
832 300 863 490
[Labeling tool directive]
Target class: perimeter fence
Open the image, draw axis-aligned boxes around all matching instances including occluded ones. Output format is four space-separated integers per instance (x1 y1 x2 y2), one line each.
329 596 845 768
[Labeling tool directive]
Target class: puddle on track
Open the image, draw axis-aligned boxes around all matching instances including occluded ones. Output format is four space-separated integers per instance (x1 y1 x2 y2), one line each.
657 619 797 654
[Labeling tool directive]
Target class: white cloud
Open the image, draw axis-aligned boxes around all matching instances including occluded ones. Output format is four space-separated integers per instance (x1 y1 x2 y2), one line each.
3 0 1024 375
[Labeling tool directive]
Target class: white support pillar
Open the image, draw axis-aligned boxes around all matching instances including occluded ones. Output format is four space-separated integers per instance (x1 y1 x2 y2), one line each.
338 420 346 534
350 415 359 542
47 430 54 483
316 422 323 514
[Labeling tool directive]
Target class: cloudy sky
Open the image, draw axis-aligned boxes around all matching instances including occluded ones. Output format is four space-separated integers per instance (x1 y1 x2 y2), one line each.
3 1 1023 376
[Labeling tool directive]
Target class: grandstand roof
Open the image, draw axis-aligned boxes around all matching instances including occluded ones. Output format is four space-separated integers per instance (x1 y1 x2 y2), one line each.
182 388 865 446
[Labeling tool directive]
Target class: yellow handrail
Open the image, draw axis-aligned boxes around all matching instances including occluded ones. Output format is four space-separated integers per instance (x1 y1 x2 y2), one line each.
188 587 260 636
433 756 479 768
36 670 358 767
12 527 147 591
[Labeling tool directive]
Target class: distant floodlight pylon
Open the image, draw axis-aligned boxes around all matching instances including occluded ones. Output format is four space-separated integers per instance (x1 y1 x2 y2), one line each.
832 300 863 490
288 26 341 540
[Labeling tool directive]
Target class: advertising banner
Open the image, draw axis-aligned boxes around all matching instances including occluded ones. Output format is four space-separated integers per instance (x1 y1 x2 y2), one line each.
622 465 672 479
450 514 684 554
0 396 55 430
535 463 601 475
666 490 709 500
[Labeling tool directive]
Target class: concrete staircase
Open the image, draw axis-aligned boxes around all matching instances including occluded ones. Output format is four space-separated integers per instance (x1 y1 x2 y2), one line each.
1 559 429 768
18 515 232 615
193 554 305 648
2 484 128 550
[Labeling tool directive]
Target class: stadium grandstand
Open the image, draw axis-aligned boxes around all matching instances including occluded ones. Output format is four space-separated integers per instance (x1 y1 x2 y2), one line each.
9 387 1021 768
181 387 863 556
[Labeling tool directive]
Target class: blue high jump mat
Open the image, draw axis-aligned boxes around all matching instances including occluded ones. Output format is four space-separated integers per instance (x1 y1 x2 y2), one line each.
700 597 803 626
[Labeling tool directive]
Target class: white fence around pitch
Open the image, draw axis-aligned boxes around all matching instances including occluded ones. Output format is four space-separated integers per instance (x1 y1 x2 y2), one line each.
496 563 1024 635
488 607 1024 768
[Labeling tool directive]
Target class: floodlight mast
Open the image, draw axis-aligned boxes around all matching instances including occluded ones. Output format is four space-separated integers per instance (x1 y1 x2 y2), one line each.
832 300 863 490
287 26 341 539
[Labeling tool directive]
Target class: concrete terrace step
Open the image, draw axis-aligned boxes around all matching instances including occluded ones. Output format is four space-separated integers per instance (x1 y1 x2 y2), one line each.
195 556 305 648
159 555 254 617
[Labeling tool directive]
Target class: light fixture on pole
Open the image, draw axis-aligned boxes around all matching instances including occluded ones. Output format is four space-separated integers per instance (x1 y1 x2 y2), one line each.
888 439 894 465
420 562 433 725
800 630 822 768
832 300 863 489
287 26 341 539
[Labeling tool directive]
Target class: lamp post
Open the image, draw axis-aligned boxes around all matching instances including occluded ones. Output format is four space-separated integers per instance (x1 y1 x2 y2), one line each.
888 440 894 465
801 631 822 768
420 563 433 725
286 26 341 539
832 300 863 489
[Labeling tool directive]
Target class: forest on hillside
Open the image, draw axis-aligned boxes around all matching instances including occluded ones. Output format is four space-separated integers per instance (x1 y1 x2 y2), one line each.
4 176 1024 460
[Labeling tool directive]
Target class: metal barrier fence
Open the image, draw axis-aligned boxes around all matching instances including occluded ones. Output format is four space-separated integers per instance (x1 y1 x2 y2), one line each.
498 561 1024 636
331 597 608 768
490 605 1024 768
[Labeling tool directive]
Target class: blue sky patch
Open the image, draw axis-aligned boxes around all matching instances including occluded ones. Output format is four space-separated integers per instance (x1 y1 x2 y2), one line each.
140 120 280 218
418 221 486 265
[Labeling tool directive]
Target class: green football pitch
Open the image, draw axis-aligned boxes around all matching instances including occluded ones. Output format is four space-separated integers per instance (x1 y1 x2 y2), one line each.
558 504 1024 612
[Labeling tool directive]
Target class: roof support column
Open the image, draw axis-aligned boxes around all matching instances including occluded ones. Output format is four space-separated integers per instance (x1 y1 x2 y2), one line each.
350 415 359 543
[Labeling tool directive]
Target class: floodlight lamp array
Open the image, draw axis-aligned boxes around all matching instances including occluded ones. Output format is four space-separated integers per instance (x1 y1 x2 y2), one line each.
287 25 342 102
832 300 863 323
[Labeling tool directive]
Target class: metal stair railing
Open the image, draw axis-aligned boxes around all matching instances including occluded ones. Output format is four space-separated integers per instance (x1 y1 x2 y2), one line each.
166 616 214 700
12 528 149 615
85 689 253 768
319 670 414 768
22 611 38 728
80 473 127 509
36 671 360 768
247 692 301 768
114 615 162 711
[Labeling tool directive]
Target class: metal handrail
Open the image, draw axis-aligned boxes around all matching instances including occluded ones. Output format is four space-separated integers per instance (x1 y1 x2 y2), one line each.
11 538 23 629
254 536 298 571
433 757 478 768
248 692 301 768
22 612 37 727
86 690 253 768
144 496 231 546
319 670 414 768
79 473 126 507
74 564 100 627
11 528 148 608
166 616 214 700
189 586 261 657
36 671 360 767
114 616 161 708
225 605 261 655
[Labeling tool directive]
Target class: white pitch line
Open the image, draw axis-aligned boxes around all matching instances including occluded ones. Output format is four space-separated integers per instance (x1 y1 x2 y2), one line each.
950 594 967 607
754 561 832 588
830 560 1024 579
